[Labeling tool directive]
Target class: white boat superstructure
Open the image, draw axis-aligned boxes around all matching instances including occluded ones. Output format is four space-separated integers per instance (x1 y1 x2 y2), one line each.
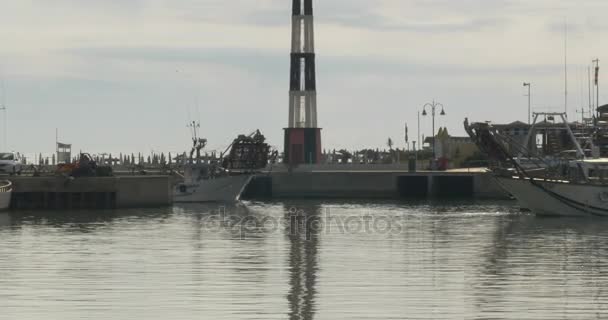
0 180 12 210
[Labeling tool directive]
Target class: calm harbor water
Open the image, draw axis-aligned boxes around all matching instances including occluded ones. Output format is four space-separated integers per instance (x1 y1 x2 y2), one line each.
1 200 608 319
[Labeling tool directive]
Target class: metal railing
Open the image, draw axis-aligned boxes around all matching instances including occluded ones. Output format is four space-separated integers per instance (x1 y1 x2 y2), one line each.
0 180 12 193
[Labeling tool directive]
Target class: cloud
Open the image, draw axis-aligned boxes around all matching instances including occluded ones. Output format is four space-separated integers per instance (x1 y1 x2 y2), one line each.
317 0 512 33
1 0 607 154
66 45 567 81
66 46 285 76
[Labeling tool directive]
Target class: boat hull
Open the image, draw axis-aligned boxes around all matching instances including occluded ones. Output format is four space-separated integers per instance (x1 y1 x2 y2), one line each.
173 174 253 203
496 176 608 217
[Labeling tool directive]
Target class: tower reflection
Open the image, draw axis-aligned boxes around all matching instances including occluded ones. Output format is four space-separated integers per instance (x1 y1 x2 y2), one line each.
285 203 321 320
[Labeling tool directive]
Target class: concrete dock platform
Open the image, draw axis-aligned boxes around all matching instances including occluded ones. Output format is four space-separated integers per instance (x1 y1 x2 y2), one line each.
9 176 172 210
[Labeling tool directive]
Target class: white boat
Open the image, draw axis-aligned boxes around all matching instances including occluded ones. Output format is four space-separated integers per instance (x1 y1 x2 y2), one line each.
496 175 608 217
0 180 12 210
173 163 253 203
494 158 608 216
465 113 608 217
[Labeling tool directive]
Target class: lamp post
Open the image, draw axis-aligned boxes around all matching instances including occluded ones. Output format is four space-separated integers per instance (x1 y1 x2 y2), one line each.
422 100 445 162
416 111 420 162
523 82 531 124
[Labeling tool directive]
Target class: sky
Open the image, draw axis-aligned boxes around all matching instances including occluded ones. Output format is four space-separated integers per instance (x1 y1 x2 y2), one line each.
0 0 607 159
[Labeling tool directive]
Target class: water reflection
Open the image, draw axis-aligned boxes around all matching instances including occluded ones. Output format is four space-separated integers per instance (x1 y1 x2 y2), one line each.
1 207 176 228
2 200 608 319
0 212 10 228
285 203 320 320
474 214 608 319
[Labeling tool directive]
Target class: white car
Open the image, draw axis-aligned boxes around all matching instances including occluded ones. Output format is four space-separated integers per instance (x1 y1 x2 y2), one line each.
0 153 22 175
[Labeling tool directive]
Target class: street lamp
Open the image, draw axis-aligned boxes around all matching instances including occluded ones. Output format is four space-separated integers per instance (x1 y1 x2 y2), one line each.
523 82 531 124
422 100 446 162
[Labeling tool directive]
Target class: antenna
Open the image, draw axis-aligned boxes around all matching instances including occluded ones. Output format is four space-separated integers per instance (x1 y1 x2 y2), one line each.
187 120 200 142
195 95 201 125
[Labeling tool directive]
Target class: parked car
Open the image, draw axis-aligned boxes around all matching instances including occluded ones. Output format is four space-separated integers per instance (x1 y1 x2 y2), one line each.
0 152 22 175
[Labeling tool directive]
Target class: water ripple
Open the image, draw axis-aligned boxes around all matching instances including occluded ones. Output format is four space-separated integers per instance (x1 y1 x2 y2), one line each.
1 200 608 319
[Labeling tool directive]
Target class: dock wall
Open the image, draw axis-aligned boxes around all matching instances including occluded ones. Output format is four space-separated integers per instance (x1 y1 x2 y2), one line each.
10 176 172 210
244 168 508 200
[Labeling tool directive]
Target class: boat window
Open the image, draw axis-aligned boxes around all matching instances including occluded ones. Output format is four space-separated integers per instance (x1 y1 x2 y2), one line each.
0 153 14 160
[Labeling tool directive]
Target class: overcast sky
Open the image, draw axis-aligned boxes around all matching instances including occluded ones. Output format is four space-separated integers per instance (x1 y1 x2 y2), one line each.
0 0 607 158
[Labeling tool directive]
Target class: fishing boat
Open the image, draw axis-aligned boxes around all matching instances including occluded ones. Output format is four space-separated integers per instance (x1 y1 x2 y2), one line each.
173 163 253 202
173 123 273 203
465 113 608 216
494 159 608 216
0 180 12 210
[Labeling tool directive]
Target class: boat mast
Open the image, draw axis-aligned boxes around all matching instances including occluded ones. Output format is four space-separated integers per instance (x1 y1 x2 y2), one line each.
187 120 202 163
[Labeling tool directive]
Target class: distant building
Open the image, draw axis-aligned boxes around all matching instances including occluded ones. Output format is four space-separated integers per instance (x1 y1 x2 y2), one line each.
424 127 479 167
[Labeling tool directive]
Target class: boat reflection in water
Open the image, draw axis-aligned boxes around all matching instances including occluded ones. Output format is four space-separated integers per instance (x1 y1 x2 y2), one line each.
0 180 12 210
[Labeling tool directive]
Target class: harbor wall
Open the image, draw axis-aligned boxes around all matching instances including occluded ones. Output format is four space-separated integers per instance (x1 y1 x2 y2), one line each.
243 167 508 200
116 176 172 208
270 172 397 198
9 176 172 210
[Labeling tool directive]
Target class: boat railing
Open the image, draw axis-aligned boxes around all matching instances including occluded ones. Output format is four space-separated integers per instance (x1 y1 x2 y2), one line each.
0 180 12 193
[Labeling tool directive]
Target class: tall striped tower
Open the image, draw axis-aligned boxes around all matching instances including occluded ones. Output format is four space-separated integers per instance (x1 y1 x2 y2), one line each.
284 0 322 165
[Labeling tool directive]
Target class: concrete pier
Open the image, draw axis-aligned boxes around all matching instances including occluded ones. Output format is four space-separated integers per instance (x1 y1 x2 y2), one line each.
9 176 172 210
243 165 508 200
